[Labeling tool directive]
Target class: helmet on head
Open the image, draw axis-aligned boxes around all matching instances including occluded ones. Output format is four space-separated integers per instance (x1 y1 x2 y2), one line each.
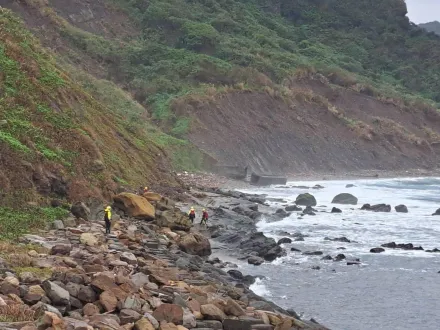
105 206 111 211
203 208 206 211
191 207 194 210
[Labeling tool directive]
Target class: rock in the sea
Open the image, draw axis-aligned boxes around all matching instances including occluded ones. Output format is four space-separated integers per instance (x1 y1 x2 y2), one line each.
277 237 292 245
290 247 301 252
334 254 346 261
303 251 323 256
248 256 264 265
426 248 440 253
71 202 90 220
432 208 440 216
285 205 302 212
178 233 211 256
114 192 155 219
361 204 391 212
395 205 408 213
324 236 351 243
227 270 244 280
240 232 284 261
381 242 423 250
331 207 342 213
321 255 332 261
346 184 355 188
332 193 358 205
302 206 316 216
370 247 385 253
295 193 317 207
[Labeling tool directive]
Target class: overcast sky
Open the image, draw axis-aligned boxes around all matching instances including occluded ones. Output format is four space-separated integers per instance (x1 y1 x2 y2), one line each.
406 0 440 23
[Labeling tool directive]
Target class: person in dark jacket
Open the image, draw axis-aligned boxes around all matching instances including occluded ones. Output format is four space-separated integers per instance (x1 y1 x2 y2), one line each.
188 207 196 223
200 208 208 226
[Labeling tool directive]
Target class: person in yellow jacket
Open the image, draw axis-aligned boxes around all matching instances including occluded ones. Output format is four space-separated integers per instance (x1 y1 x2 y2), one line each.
104 206 112 234
188 206 196 223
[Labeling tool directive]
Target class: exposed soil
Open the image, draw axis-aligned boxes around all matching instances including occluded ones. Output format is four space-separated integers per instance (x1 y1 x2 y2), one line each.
185 81 440 175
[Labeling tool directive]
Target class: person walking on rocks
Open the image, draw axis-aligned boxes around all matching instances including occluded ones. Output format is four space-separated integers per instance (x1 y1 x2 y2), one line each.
104 206 112 234
188 207 196 223
200 208 209 226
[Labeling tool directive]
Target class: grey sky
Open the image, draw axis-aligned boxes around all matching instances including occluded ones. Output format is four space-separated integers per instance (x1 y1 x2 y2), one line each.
406 0 440 23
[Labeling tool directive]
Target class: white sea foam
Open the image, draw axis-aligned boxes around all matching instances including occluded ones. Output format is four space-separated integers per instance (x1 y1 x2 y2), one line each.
249 277 272 297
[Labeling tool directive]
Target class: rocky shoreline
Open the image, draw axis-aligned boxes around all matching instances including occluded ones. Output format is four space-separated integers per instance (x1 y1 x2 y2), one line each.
0 188 329 330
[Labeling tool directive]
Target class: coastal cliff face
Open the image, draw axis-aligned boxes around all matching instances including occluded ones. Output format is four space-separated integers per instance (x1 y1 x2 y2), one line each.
1 0 440 204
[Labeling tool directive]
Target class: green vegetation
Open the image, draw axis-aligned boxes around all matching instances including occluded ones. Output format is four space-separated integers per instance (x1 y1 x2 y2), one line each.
0 207 69 240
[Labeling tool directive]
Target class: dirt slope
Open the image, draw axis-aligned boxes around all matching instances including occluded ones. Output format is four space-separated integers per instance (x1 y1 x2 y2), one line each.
184 80 440 175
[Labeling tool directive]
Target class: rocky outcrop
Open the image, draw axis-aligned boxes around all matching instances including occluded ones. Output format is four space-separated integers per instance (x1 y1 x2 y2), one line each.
361 204 391 212
285 205 302 212
331 193 358 205
432 208 440 216
331 207 342 213
178 233 212 256
381 242 423 250
156 210 192 231
114 193 155 219
370 248 385 253
240 232 285 261
295 193 317 207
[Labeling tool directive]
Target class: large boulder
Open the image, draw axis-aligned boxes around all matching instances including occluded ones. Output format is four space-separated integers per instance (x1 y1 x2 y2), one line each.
200 304 226 321
142 192 163 202
331 193 358 205
295 193 317 206
178 233 211 256
114 193 155 219
395 205 408 213
361 204 391 212
42 281 70 306
156 210 192 231
432 208 440 216
71 202 90 220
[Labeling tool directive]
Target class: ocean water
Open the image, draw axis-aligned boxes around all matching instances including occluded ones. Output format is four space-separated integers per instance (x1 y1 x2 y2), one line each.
237 177 440 330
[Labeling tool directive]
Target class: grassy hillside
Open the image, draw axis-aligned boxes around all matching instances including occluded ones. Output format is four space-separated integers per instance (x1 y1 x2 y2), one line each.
0 8 191 209
419 21 440 36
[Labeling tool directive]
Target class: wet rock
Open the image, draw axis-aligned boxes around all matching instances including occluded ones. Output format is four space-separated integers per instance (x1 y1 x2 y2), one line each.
277 238 292 245
240 232 283 260
324 236 351 243
178 233 211 257
42 280 70 306
331 207 342 213
331 193 358 205
311 266 321 270
334 254 346 261
426 248 440 253
71 202 91 220
303 251 323 256
114 192 155 219
294 237 305 241
370 248 385 253
361 204 391 212
295 193 317 207
152 304 184 325
248 256 264 265
275 209 290 218
321 255 332 261
285 205 302 212
432 208 440 216
381 242 423 250
200 304 226 321
346 184 355 188
302 206 316 216
227 270 244 280
263 245 285 261
395 205 408 213
347 261 361 266
290 247 301 252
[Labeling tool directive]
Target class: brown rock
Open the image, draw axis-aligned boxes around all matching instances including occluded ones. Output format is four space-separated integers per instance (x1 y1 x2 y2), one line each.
225 299 246 316
142 192 162 202
114 193 155 219
187 300 201 313
160 322 178 330
91 274 128 300
152 303 183 325
268 314 282 326
28 285 45 296
78 285 97 303
51 244 72 256
178 233 211 257
100 291 118 312
23 293 42 305
88 314 121 330
83 303 100 316
176 326 188 330
37 311 66 330
84 264 106 273
200 304 226 321
134 318 155 330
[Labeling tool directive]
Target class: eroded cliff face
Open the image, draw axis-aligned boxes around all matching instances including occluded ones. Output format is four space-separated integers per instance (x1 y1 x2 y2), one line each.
183 80 440 174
